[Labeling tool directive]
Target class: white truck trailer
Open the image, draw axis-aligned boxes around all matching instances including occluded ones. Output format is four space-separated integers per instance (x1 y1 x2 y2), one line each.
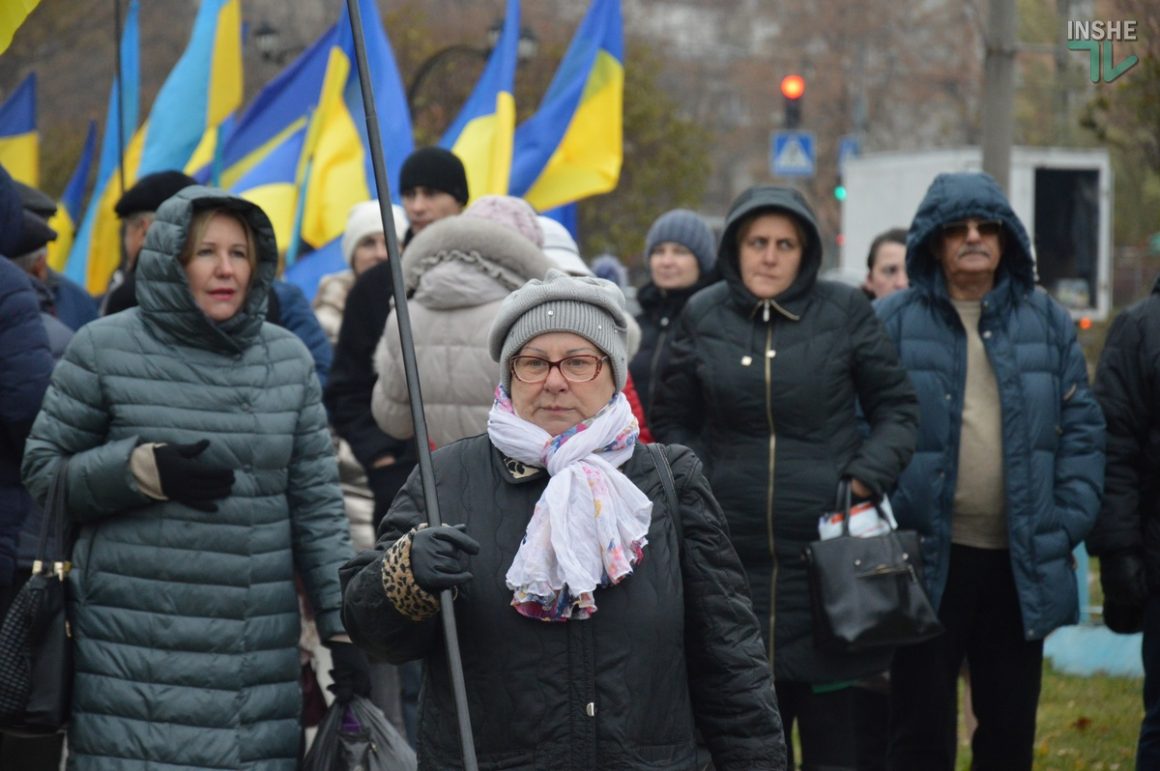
840 147 1112 320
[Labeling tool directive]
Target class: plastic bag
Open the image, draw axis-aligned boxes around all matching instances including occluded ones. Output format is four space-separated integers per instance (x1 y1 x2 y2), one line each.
817 494 898 540
302 695 417 771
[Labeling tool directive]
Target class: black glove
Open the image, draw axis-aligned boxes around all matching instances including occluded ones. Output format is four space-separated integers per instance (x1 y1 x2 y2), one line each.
1101 551 1149 634
1104 600 1145 635
153 439 235 512
410 524 480 593
327 641 372 704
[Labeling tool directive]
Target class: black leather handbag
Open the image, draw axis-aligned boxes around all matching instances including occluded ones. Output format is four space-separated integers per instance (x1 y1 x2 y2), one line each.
0 460 73 735
802 480 943 653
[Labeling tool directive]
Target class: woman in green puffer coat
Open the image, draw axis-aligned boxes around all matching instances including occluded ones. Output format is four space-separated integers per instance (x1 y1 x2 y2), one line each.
21 187 364 771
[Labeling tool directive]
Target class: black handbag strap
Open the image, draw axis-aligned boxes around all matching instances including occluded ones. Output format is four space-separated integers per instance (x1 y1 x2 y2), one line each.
646 443 681 545
34 460 71 571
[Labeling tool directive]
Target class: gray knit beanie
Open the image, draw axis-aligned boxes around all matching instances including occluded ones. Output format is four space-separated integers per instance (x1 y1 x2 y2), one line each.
489 269 629 393
645 208 716 273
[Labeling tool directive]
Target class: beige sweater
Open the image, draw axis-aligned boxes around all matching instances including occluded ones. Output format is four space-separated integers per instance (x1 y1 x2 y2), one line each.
950 299 1008 549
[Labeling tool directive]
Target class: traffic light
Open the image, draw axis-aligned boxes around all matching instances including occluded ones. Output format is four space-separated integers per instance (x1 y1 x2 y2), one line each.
781 74 804 129
833 176 847 201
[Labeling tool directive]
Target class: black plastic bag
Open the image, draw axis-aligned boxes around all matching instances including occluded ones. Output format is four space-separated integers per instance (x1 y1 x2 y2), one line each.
303 695 417 771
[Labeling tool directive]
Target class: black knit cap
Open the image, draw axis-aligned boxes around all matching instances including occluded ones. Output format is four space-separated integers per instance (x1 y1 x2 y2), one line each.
12 211 57 256
399 147 469 204
114 170 198 218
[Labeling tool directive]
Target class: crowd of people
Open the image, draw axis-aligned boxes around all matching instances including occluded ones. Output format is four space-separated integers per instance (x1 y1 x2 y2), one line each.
0 144 1154 771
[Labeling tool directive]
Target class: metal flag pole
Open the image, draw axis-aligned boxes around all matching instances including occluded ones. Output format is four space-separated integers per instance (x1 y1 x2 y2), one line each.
342 2 479 769
112 0 126 198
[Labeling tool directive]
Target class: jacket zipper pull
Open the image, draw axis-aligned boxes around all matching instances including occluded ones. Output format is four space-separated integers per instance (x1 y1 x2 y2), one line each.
762 301 771 323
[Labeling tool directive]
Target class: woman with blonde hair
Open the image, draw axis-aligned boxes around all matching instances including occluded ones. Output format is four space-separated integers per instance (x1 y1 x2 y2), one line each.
23 187 366 769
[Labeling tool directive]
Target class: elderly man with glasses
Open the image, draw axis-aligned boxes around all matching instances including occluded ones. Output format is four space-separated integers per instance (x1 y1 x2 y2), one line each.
873 172 1105 770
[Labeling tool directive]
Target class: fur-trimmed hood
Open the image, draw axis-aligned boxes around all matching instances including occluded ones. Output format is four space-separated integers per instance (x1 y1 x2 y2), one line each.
400 215 552 308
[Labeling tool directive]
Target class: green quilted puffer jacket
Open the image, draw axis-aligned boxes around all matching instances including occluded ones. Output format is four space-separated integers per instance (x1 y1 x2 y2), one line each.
21 186 352 771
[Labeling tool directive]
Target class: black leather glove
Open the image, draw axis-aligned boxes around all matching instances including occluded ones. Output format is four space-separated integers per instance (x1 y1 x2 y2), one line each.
1101 551 1149 634
327 641 372 704
411 524 480 593
153 439 235 512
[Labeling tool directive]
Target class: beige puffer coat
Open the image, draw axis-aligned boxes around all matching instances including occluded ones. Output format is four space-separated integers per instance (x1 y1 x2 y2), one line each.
371 216 551 448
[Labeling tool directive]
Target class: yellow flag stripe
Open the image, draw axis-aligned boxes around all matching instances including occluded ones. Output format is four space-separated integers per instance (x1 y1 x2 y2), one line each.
0 132 38 187
524 52 623 212
0 0 42 55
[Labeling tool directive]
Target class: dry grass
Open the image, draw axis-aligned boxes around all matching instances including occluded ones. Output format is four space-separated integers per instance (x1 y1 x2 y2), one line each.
951 662 1143 770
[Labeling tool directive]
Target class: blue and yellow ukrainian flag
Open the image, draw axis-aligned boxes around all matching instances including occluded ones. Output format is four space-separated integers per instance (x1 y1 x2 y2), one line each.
440 0 519 200
74 0 243 294
0 73 38 187
64 0 139 291
510 0 623 211
218 26 335 189
299 0 412 252
46 120 96 271
0 0 42 55
137 0 242 177
218 25 337 254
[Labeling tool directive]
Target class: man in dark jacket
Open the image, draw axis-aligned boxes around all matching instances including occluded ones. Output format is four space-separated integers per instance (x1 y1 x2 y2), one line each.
876 172 1105 770
0 164 51 608
0 178 66 771
324 147 468 744
325 147 468 523
12 182 100 330
0 262 53 612
1088 275 1160 766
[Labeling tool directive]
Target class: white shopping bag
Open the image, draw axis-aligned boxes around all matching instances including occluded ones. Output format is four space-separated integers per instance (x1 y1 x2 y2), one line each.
818 495 898 540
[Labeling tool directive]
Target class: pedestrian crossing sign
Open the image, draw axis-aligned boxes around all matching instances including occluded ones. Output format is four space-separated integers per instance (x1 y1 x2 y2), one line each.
771 131 816 178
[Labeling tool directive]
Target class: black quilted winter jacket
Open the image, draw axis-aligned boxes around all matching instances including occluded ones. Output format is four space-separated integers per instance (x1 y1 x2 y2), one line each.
341 436 787 771
630 278 713 421
650 186 920 684
1090 273 1160 591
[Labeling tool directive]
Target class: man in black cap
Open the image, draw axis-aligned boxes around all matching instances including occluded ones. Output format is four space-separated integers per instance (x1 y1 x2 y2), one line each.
12 183 100 329
323 145 468 745
325 147 469 522
7 211 77 355
398 146 470 235
102 170 198 316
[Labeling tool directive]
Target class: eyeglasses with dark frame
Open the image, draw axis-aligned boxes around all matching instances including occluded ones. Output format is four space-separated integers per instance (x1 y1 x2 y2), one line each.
510 354 610 384
940 219 1003 240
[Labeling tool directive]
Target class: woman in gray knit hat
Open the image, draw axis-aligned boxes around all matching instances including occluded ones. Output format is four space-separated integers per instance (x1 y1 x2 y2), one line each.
628 208 718 419
341 270 787 770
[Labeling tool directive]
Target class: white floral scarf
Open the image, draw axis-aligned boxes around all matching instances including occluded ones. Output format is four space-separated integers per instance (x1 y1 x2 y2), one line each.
487 386 651 621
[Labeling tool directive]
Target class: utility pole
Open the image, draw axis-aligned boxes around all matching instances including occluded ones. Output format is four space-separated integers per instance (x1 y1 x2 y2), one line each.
981 0 1016 193
1054 0 1074 144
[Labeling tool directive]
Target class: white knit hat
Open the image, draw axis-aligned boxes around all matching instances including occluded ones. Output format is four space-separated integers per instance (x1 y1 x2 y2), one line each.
341 200 408 266
537 216 593 277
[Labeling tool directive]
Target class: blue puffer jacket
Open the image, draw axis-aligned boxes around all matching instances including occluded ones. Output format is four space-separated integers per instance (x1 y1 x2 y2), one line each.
876 173 1105 641
0 258 54 585
272 279 332 387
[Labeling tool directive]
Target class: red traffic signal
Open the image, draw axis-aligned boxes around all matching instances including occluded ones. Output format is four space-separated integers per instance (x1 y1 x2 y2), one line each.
780 74 805 100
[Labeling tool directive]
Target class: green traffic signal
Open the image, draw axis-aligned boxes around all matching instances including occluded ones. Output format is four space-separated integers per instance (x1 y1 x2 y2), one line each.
834 184 847 201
